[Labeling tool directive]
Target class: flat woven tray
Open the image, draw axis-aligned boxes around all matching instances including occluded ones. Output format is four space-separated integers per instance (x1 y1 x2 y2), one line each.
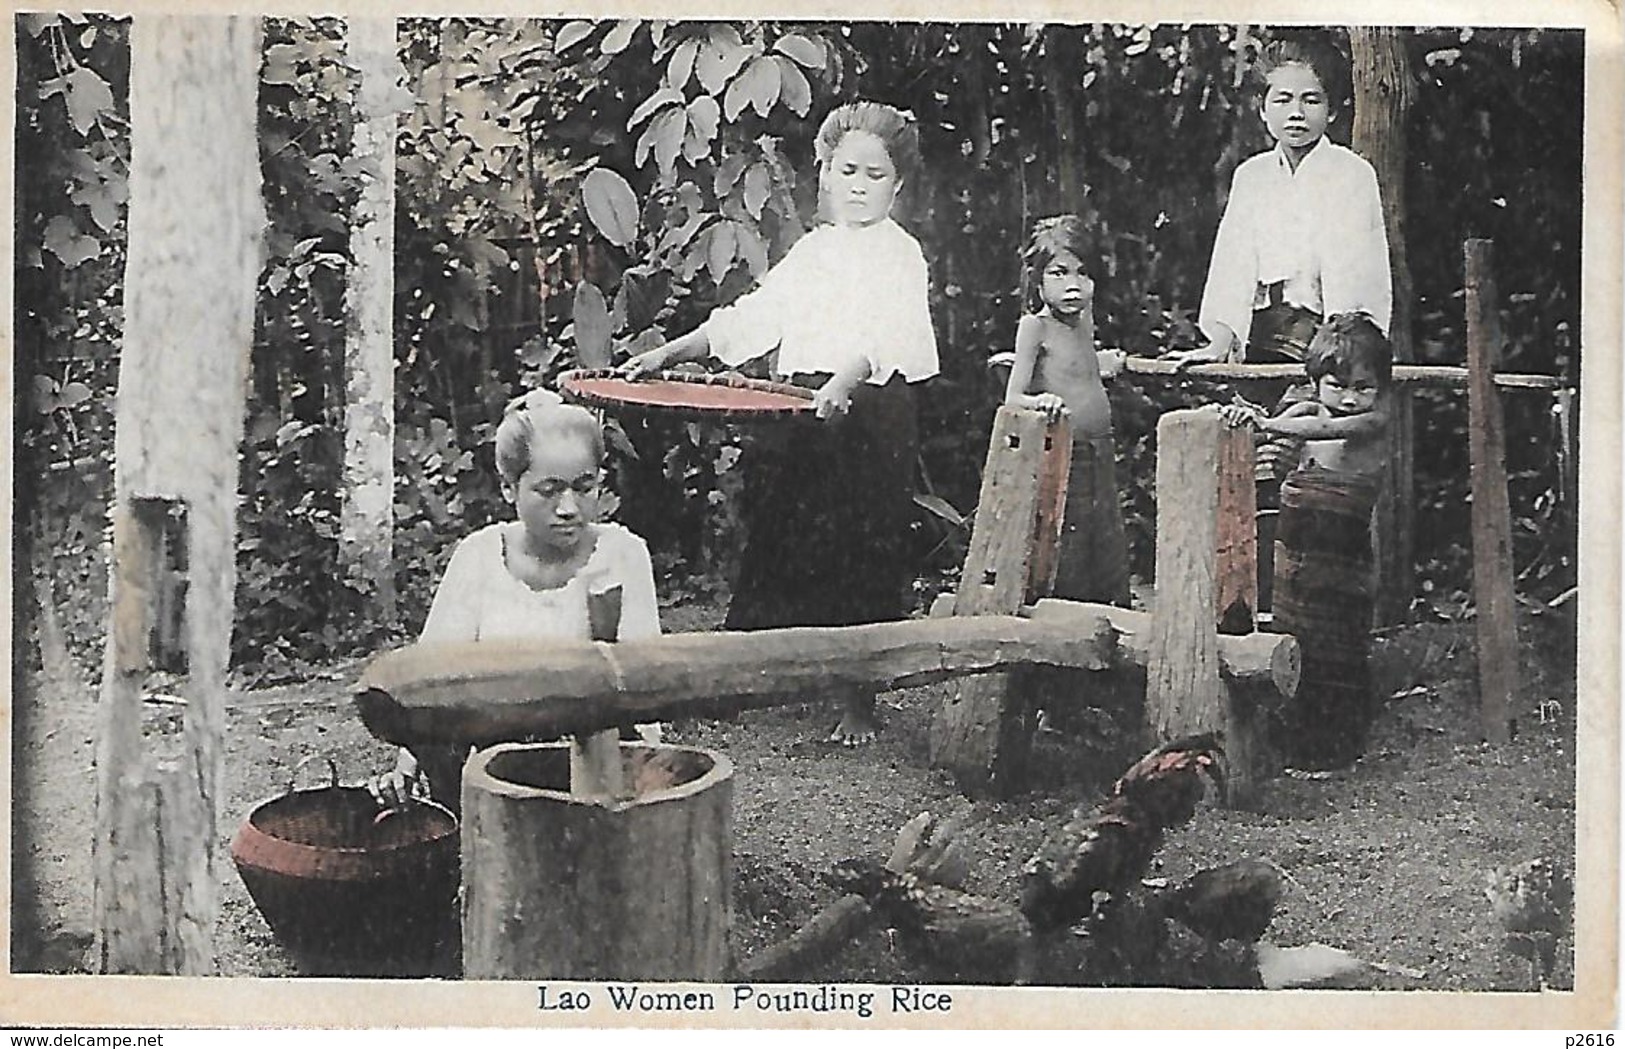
558 369 815 422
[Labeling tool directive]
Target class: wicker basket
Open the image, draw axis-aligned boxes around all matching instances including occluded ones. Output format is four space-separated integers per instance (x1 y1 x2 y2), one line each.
230 757 459 968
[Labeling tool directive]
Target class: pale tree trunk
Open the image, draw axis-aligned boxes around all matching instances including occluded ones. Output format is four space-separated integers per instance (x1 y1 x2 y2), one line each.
339 16 400 622
95 15 263 973
1350 27 1417 625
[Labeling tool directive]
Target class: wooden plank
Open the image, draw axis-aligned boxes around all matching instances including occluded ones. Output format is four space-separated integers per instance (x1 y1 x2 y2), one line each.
358 614 1123 748
1465 240 1520 744
1123 357 1563 390
1026 420 1073 602
930 406 1057 795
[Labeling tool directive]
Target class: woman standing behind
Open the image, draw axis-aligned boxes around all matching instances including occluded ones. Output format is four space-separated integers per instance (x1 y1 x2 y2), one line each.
622 101 937 744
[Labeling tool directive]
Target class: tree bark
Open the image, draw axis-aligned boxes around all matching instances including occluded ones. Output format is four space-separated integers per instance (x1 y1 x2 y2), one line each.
461 742 733 980
95 14 262 974
339 16 400 622
1465 241 1519 744
1350 27 1417 626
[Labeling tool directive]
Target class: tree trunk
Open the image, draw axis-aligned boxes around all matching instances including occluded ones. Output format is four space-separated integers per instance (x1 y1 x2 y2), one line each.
1350 27 1416 626
338 16 400 623
1042 25 1084 213
95 14 262 974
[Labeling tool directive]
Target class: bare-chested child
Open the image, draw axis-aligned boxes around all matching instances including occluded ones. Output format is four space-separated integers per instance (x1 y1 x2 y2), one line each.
1003 214 1129 605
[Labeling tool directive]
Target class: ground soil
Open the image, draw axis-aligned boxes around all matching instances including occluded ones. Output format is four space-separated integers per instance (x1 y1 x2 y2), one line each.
12 575 1579 992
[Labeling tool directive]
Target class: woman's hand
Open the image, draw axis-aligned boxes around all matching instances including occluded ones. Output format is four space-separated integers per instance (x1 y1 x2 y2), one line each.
618 344 675 381
1167 323 1238 369
813 374 857 419
368 747 428 810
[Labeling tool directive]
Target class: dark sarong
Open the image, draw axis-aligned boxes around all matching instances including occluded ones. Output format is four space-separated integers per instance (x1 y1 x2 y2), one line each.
1247 297 1321 613
725 375 919 631
1052 435 1131 606
1272 467 1380 769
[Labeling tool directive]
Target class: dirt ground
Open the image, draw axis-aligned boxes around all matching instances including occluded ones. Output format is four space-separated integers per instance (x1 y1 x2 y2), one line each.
11 581 1578 992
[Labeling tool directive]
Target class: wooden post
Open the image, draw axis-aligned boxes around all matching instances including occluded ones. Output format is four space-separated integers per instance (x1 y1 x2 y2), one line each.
1147 409 1270 803
461 743 733 980
1352 26 1418 626
1465 240 1520 744
93 15 262 974
929 407 1070 795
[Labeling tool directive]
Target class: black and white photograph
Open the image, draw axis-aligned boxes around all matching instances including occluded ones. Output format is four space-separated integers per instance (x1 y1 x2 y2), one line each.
5 6 1619 1030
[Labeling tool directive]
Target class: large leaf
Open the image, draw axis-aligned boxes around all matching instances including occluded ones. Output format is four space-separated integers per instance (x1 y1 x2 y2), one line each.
652 107 688 179
697 35 752 94
714 153 750 196
734 221 768 277
773 33 827 69
581 168 639 248
707 221 737 284
774 56 812 117
667 37 701 88
554 20 595 52
42 215 99 269
741 55 781 117
601 20 640 55
627 86 683 131
572 282 614 368
687 94 721 144
742 162 771 219
64 66 114 135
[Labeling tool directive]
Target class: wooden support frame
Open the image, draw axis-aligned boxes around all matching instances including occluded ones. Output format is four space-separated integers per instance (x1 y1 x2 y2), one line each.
927 406 1071 796
1465 240 1521 744
1146 408 1273 804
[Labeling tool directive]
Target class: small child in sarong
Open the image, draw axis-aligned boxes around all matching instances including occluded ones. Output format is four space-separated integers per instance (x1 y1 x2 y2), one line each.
1003 214 1131 606
1222 313 1391 769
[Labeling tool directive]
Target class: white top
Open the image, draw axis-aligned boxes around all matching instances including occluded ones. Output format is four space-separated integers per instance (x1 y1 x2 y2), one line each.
420 521 660 644
1198 139 1393 353
703 218 939 384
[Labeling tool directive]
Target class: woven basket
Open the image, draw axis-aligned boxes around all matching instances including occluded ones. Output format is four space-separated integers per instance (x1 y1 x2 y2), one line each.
230 757 459 967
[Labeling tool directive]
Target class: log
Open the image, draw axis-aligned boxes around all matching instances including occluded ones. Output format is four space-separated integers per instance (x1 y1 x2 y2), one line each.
1123 356 1564 390
1465 240 1520 744
929 407 1068 796
1023 600 1298 701
357 613 1122 747
461 742 732 980
1145 409 1272 804
736 895 874 981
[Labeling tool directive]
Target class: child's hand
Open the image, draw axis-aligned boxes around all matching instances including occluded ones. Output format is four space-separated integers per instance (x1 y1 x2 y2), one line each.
1218 403 1262 429
813 375 856 419
1028 392 1070 422
1097 349 1126 380
619 345 673 381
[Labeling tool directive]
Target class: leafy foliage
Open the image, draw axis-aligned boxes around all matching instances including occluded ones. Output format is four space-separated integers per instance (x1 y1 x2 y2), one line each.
15 20 1584 676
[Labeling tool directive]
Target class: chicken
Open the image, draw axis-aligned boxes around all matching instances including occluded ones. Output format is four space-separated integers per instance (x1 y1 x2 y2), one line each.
1158 859 1284 944
1021 732 1226 932
827 857 1035 983
1486 857 1572 988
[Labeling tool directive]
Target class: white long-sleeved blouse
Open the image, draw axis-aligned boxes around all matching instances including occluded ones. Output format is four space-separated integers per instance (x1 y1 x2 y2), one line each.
703 218 939 385
1198 139 1393 355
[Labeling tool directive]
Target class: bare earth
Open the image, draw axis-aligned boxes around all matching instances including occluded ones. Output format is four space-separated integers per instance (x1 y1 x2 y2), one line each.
12 589 1577 992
